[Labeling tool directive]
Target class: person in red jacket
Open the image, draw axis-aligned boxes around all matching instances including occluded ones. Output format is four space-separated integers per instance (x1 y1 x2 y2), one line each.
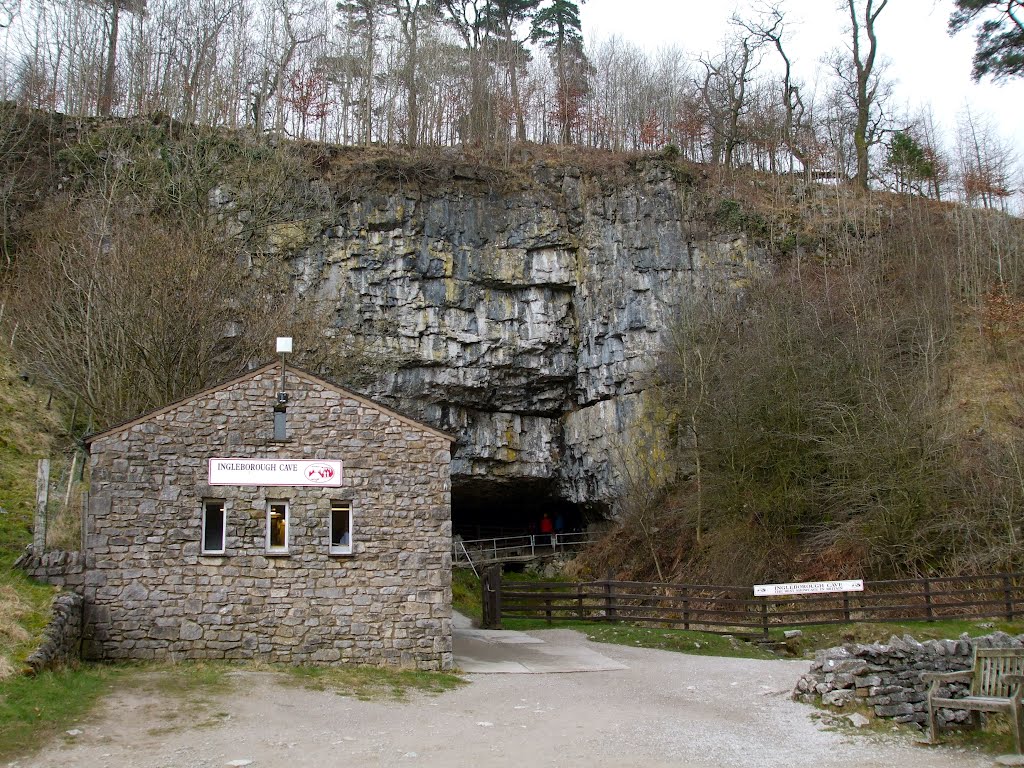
539 512 554 547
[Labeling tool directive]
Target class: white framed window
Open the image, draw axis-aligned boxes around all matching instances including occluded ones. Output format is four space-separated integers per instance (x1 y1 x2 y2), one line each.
201 500 226 555
266 501 289 553
330 501 352 555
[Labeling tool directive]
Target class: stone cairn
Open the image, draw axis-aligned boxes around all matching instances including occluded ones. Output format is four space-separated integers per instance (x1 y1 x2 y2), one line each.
793 631 1024 729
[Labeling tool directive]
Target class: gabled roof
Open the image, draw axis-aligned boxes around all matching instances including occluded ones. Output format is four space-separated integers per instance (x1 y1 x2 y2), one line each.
84 362 456 445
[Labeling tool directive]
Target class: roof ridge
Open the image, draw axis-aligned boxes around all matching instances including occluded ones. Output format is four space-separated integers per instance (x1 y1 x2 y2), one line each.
84 362 456 444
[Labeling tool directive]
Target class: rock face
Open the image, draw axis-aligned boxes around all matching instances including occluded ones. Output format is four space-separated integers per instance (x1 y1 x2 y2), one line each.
242 160 769 511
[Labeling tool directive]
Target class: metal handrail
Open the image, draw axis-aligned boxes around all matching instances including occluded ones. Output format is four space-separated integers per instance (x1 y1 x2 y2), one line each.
452 531 596 564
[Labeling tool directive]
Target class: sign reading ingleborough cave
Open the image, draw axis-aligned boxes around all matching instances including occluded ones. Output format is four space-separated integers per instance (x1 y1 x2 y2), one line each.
753 579 864 597
208 458 343 487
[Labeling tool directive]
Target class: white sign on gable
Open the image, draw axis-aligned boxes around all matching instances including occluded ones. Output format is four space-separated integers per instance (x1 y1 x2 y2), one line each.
753 579 864 598
208 458 343 487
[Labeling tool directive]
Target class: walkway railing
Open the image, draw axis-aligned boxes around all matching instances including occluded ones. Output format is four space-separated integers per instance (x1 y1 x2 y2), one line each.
452 531 597 567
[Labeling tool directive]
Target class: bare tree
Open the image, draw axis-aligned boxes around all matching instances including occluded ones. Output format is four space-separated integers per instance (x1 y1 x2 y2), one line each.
1 0 18 28
840 0 889 190
957 107 1017 211
698 29 762 167
437 0 494 143
482 0 539 144
0 102 35 268
92 0 147 116
389 0 438 145
6 189 337 427
913 107 951 201
249 0 325 134
656 298 731 546
733 3 812 173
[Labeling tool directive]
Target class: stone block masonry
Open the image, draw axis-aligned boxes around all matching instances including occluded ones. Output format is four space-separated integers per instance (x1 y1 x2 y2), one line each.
794 631 1024 728
82 365 454 671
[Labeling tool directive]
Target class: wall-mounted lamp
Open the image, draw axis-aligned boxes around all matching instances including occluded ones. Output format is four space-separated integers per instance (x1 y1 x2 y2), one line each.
274 337 292 440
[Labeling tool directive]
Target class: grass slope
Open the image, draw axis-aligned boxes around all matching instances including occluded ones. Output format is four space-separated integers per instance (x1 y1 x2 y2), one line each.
0 353 60 558
0 351 62 677
0 666 123 760
0 348 110 760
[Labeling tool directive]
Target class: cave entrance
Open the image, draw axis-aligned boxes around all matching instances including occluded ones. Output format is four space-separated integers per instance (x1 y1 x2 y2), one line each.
451 477 597 542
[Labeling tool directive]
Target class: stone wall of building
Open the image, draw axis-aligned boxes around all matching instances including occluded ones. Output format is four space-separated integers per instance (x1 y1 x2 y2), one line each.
24 592 83 674
84 366 453 670
793 631 1024 728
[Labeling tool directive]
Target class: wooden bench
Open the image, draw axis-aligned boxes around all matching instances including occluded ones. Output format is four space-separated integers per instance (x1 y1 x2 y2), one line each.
923 647 1024 752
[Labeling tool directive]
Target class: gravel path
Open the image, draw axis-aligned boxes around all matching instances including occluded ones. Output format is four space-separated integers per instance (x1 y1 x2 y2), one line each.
21 629 995 768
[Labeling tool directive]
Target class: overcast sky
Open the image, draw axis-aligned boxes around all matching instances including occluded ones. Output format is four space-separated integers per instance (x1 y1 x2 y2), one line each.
580 0 1023 157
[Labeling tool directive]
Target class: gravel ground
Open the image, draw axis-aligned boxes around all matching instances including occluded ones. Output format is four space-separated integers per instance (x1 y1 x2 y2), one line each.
18 629 995 768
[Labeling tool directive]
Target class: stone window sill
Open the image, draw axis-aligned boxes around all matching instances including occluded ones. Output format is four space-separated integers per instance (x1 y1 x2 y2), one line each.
265 551 291 558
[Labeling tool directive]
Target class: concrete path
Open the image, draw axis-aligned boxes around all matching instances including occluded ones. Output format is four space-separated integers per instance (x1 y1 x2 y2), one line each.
452 611 627 674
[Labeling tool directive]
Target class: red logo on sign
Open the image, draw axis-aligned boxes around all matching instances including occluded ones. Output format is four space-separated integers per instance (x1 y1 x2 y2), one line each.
304 464 336 484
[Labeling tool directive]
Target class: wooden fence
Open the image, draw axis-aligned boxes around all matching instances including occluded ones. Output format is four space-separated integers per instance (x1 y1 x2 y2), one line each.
480 568 1024 637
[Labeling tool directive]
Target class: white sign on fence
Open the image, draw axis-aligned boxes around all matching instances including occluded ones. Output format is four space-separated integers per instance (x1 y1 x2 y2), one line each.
208 458 343 487
753 579 864 597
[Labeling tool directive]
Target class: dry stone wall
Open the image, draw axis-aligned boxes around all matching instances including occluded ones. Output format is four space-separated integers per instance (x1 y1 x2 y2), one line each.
24 592 83 674
14 549 85 589
793 631 1024 728
84 367 453 670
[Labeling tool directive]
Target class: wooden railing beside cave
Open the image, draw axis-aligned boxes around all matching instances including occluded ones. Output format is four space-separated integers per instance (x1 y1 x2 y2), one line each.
479 569 1024 636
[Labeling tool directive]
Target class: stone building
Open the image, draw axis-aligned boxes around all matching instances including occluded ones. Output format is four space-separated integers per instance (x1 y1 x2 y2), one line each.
80 362 454 670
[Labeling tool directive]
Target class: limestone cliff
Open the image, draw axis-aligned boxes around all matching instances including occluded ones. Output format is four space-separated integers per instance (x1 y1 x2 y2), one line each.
229 157 770 514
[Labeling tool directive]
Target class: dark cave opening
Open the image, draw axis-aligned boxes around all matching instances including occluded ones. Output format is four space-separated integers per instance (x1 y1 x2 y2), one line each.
451 477 606 542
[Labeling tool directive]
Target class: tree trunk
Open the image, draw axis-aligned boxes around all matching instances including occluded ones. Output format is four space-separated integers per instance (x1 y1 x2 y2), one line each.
509 51 526 143
557 39 570 145
99 0 122 117
854 78 870 190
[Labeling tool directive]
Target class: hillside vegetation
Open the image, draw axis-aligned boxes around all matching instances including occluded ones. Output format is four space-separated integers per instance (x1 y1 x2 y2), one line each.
2 106 1024 586
582 189 1024 584
0 351 64 678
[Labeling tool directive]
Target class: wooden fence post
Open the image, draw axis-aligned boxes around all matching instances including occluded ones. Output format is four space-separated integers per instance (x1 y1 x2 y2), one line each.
481 566 491 628
760 596 769 639
481 563 502 629
80 489 89 553
1004 574 1014 621
33 458 49 554
604 569 617 622
923 577 934 621
681 585 690 631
